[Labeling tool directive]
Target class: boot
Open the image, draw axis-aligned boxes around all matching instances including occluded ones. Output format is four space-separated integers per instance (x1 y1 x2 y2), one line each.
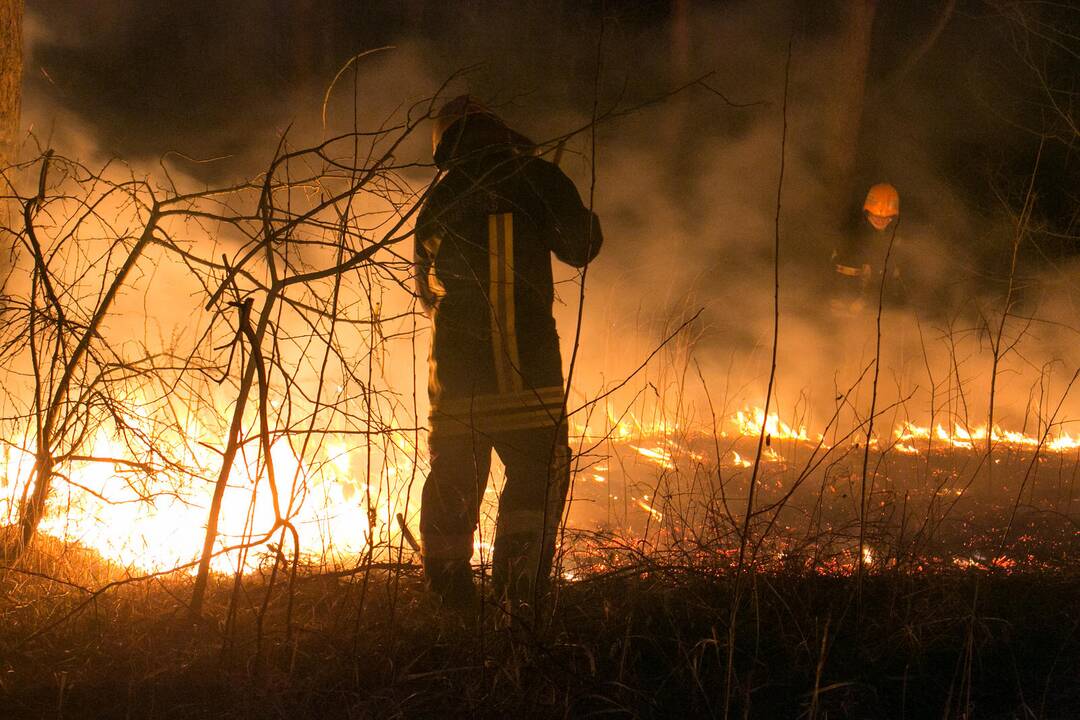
424 558 477 611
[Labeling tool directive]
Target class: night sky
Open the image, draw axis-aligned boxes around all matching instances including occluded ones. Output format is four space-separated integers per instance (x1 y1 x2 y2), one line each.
24 1 1075 212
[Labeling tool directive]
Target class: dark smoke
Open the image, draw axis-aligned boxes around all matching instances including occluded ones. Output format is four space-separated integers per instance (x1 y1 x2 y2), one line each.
20 0 1080 428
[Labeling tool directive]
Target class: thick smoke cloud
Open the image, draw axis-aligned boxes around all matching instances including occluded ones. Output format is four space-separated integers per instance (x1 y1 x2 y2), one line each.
20 0 1080 432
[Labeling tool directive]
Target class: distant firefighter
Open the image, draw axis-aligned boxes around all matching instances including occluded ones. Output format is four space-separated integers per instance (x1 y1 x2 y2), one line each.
830 182 902 315
413 95 603 610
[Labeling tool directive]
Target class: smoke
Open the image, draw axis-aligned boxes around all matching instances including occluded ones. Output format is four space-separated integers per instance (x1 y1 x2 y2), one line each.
18 0 1080 436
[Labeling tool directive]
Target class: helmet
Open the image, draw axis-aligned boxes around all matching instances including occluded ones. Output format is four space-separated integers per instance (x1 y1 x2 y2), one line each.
431 95 501 158
863 183 900 231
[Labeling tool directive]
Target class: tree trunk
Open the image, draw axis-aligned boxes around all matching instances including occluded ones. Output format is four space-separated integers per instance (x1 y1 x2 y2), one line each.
0 0 22 170
0 0 22 242
821 0 877 230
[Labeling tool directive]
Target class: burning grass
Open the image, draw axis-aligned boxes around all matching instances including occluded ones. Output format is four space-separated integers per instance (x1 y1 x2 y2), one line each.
4 415 1080 717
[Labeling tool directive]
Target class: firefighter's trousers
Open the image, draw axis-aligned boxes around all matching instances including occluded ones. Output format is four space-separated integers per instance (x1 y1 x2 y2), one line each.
420 418 571 604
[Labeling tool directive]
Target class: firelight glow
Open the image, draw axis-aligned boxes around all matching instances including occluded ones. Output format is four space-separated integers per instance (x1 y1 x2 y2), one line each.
5 402 1078 575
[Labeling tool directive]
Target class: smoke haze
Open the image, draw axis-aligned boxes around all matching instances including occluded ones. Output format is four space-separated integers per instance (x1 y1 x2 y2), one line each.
18 0 1080 434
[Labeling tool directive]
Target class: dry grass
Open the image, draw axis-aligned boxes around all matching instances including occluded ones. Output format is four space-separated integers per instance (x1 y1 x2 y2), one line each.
3 535 1080 719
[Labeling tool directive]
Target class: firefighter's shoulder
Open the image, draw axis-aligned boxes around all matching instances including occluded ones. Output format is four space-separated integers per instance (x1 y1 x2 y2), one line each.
519 154 591 214
520 153 571 185
417 172 465 224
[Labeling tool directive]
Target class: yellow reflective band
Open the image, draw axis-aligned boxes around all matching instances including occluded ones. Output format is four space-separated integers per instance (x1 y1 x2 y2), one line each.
488 213 522 394
488 214 510 393
484 409 564 431
432 406 565 427
500 213 523 392
430 410 569 436
835 263 861 277
435 403 563 423
435 386 565 414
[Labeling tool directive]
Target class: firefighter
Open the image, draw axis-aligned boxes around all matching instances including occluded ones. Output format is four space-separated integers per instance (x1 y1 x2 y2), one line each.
829 182 902 316
413 95 602 609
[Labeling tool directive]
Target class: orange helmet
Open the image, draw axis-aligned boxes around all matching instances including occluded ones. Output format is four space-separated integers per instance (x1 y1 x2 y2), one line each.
431 95 500 157
863 183 900 231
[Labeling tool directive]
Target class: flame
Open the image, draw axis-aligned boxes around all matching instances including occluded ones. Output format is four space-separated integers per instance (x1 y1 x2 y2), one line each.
7 393 1079 576
733 408 809 442
730 450 752 468
763 447 784 464
895 421 1080 454
635 496 663 521
862 546 874 566
3 407 414 573
631 445 675 470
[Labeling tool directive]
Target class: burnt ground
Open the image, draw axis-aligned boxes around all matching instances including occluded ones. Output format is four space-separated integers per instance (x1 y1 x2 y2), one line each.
2 563 1079 719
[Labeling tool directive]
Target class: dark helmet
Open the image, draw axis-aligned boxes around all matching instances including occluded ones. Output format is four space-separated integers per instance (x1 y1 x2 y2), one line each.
431 95 533 168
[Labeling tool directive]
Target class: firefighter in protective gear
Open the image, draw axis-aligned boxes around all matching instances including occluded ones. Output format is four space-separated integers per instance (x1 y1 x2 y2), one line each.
830 182 903 316
414 95 602 608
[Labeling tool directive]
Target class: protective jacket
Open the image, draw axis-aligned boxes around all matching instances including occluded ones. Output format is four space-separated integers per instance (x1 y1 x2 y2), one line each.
830 211 904 316
415 146 602 433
